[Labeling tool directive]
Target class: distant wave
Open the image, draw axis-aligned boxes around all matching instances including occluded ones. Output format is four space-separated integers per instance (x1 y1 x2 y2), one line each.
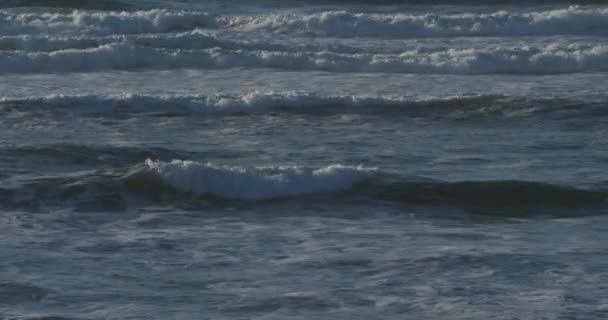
0 35 107 52
2 43 608 74
2 6 608 38
0 9 219 36
0 30 334 53
2 92 604 119
0 0 134 11
229 6 608 38
0 92 566 118
2 159 606 211
1 0 604 12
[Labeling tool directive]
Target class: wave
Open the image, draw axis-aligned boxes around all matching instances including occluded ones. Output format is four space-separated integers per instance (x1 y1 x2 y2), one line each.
229 6 608 38
141 159 373 200
140 160 608 207
1 0 603 11
1 92 561 118
2 159 606 211
0 160 375 210
0 35 109 52
2 42 608 74
2 92 603 118
0 30 327 53
2 6 608 38
0 9 219 37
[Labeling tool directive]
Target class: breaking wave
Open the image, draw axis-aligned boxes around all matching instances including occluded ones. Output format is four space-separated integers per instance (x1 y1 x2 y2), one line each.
1 159 606 211
2 92 604 118
0 92 488 114
0 9 219 36
2 6 608 38
0 30 329 53
1 92 575 118
142 159 372 200
2 43 608 74
229 6 608 38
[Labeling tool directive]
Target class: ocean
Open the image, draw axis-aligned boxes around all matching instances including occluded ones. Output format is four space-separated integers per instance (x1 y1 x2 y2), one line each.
1 0 608 319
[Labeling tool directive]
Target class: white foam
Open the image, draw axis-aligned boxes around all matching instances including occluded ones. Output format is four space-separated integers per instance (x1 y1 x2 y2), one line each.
143 159 374 200
2 42 607 74
229 6 608 38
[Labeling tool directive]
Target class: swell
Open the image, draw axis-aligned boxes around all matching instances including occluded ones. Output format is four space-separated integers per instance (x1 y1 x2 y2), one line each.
1 92 604 119
2 43 608 75
2 6 608 38
1 159 606 212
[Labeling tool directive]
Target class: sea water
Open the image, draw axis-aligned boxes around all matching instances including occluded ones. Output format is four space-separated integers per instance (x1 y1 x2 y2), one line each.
1 0 608 319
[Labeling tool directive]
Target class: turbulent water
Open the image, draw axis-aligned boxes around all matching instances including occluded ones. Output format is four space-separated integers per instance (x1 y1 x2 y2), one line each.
1 0 608 319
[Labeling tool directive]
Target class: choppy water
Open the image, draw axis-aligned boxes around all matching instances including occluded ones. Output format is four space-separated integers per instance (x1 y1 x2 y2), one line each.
1 0 608 319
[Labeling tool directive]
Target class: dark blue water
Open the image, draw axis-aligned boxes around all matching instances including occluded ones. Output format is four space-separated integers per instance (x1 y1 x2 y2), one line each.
1 1 608 319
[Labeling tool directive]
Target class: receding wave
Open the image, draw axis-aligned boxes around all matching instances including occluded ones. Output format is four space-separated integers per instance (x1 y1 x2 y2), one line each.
2 6 608 38
2 159 606 211
0 92 566 118
2 43 608 74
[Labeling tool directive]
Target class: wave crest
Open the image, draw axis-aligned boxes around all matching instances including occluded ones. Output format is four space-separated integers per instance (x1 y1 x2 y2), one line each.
138 159 373 200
